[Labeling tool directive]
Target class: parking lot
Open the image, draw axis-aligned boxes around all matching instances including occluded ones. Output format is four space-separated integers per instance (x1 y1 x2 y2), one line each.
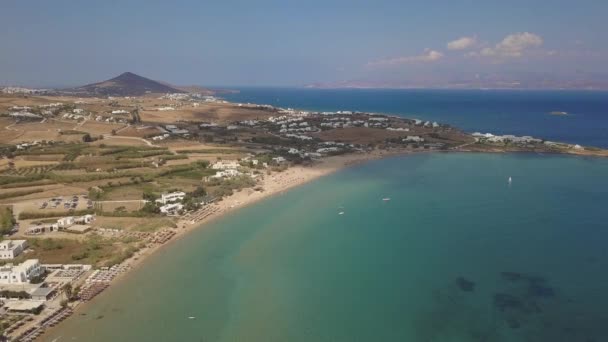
39 195 93 211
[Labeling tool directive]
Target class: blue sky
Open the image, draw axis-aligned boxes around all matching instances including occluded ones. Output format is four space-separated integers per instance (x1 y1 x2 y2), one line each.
1 0 607 87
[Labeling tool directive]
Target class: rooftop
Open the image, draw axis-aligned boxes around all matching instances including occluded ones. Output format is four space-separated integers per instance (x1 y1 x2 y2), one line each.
3 300 45 311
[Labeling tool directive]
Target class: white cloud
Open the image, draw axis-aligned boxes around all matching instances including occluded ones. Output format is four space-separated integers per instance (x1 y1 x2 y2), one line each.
368 49 444 67
479 32 543 58
447 36 477 50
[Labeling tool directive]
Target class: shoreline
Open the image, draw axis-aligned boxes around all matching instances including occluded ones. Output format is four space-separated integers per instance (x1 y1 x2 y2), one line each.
111 149 399 280
35 147 608 340
38 148 410 340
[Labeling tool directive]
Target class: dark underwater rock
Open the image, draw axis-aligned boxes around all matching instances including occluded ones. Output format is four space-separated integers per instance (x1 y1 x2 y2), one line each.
501 272 524 282
500 271 545 284
528 283 556 298
493 293 524 312
456 277 476 292
506 317 521 329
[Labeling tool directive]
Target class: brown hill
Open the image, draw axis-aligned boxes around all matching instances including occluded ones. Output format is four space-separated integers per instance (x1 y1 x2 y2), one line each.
72 72 185 96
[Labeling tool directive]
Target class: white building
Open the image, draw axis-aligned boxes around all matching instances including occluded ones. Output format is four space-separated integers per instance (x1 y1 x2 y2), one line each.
160 203 183 215
0 240 28 259
157 192 186 205
0 260 44 284
9 112 42 119
403 136 425 143
157 106 175 111
316 147 339 154
57 216 75 228
111 110 129 115
386 127 410 131
212 169 241 178
74 214 95 224
211 160 240 170
57 215 94 229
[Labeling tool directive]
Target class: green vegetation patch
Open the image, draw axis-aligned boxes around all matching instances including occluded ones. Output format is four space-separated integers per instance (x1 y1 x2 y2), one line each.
0 188 44 200
0 206 16 235
25 235 138 267
18 209 94 220
176 149 247 154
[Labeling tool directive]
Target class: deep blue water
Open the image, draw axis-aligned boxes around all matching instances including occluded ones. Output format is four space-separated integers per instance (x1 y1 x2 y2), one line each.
224 88 608 148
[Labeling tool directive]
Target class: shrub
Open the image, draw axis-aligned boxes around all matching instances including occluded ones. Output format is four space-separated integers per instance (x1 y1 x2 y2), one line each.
0 207 16 235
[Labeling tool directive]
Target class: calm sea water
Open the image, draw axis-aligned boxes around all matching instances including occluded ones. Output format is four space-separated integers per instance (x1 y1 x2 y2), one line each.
224 88 608 148
48 153 608 342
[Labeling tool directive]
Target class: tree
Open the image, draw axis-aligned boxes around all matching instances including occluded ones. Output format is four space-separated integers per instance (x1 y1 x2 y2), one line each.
88 187 103 200
191 186 206 198
62 283 73 301
142 190 157 202
82 133 93 142
141 202 160 214
0 207 16 235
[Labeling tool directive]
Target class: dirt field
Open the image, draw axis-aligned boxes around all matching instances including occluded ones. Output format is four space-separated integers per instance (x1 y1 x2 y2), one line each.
312 127 410 144
97 201 144 213
91 136 150 146
79 121 126 135
0 94 61 111
19 154 65 162
116 126 161 138
2 119 84 144
140 102 276 124
11 158 60 168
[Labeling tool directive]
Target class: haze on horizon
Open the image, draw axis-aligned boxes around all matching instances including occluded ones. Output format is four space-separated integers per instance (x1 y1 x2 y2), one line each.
1 0 607 88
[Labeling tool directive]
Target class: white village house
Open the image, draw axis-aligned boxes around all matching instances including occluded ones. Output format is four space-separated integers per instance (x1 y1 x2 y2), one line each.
0 240 28 260
0 259 44 284
156 192 186 205
160 203 183 215
211 160 240 170
57 216 74 228
212 169 242 178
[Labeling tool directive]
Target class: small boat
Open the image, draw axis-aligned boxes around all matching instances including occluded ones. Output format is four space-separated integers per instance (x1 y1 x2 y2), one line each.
338 211 345 215
188 316 196 319
382 198 391 201
508 176 512 184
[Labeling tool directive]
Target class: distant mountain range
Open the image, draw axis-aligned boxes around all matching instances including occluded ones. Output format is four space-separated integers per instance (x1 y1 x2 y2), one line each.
307 72 608 90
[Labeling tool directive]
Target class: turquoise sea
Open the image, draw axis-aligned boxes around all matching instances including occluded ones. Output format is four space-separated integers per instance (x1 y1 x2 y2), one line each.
48 153 608 342
46 89 608 341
